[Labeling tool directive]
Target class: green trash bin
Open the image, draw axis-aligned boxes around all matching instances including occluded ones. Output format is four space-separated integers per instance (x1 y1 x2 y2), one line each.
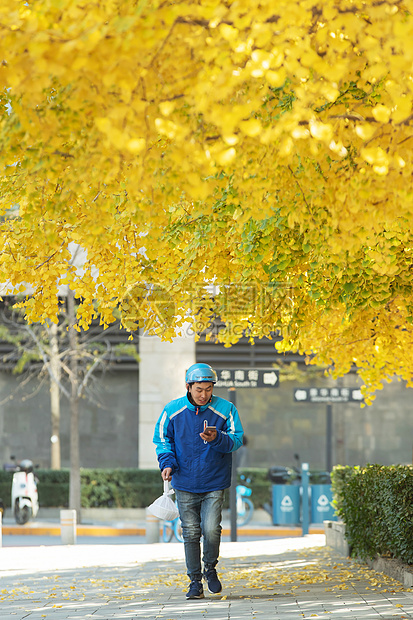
310 484 336 523
272 485 300 525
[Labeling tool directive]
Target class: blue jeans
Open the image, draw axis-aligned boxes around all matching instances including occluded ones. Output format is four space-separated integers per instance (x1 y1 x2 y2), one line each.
175 489 225 581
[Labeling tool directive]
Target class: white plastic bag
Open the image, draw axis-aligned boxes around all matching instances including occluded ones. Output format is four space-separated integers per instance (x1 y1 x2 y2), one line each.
147 480 179 521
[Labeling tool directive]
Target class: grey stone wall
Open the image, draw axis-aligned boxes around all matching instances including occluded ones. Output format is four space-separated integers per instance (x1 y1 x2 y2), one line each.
0 370 138 469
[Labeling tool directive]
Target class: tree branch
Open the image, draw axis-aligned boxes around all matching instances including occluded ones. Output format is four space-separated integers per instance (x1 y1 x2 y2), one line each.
22 323 71 399
35 242 65 270
78 340 111 397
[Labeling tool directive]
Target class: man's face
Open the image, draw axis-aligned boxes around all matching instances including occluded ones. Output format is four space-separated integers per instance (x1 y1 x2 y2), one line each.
187 382 213 406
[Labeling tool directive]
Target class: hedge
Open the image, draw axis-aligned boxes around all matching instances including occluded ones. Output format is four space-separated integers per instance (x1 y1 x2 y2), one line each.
0 468 162 509
331 464 413 565
0 467 273 510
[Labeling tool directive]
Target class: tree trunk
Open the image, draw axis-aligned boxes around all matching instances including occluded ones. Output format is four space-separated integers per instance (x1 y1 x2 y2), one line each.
67 288 81 521
48 321 61 470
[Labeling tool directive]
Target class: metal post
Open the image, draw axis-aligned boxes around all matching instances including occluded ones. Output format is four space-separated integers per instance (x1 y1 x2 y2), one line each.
228 387 237 542
326 403 333 472
60 509 77 545
145 508 160 543
301 462 309 536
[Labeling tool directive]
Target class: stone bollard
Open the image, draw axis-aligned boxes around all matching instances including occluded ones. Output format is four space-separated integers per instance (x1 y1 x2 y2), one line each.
60 509 77 545
145 508 160 543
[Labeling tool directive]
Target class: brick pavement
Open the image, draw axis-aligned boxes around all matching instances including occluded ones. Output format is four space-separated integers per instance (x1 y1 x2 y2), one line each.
1 535 413 619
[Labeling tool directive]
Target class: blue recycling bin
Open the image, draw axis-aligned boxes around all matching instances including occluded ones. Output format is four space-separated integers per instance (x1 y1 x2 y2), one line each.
272 485 300 525
310 484 337 523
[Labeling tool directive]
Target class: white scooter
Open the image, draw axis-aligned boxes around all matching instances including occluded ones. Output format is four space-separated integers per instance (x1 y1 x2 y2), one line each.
10 458 39 525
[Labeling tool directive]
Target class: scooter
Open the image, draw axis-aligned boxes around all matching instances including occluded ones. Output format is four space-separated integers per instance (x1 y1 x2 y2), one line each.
10 458 39 525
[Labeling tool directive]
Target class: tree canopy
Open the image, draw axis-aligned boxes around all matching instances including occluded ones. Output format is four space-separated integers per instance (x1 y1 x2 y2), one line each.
1 0 413 402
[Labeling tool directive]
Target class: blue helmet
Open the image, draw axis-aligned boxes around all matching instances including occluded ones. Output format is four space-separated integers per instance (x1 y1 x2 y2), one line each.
185 363 217 384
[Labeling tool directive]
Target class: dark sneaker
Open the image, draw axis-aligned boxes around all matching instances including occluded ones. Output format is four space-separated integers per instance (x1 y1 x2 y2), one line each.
203 568 222 594
186 580 204 600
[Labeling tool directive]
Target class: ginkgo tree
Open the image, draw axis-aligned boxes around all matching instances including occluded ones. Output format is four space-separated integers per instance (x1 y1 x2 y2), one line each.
1 0 413 403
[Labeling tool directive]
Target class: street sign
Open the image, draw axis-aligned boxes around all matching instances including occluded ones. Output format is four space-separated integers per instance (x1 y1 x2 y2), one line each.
293 386 363 403
215 368 279 388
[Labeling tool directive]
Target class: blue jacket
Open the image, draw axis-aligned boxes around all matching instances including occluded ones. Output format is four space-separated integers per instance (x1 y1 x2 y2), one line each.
153 393 244 493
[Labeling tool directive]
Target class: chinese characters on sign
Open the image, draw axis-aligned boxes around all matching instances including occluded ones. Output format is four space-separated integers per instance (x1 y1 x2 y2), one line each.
215 368 279 388
293 387 363 403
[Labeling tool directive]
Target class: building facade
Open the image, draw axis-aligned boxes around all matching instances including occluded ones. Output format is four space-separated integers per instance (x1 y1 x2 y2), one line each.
0 324 412 472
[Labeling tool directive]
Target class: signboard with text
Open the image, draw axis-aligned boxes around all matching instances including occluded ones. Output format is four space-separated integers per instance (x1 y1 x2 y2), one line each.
293 386 363 403
215 368 279 389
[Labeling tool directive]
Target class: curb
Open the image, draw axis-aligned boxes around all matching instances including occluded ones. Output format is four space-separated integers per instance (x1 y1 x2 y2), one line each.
2 524 146 537
2 523 325 538
324 520 413 589
367 557 413 589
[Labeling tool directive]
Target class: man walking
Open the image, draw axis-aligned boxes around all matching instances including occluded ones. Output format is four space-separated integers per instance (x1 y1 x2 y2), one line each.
153 362 244 600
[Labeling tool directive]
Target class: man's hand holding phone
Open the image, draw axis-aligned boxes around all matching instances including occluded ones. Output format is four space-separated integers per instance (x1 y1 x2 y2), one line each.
200 425 217 442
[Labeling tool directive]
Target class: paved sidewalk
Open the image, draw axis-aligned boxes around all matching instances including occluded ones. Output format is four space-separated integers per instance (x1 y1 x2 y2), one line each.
1 535 413 619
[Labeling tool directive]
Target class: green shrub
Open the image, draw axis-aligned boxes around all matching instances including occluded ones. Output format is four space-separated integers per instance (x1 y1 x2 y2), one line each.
331 464 359 515
332 464 413 564
0 468 162 510
237 467 271 508
0 472 12 509
79 468 161 508
0 469 70 510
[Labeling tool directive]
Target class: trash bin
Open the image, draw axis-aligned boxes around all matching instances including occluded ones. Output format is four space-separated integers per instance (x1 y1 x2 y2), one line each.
272 485 300 525
268 466 301 525
310 484 336 523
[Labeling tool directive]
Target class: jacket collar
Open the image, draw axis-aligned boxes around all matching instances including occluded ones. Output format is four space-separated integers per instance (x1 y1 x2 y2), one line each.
186 392 213 413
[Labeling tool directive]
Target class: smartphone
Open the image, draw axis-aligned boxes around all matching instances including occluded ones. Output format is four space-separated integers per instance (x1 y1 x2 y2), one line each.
204 426 216 432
